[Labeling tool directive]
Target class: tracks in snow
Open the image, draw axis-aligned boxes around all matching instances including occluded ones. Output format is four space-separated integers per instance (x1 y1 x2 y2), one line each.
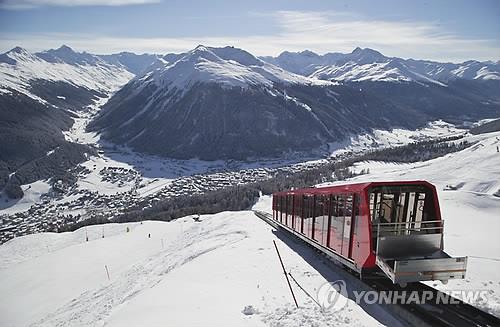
31 219 248 327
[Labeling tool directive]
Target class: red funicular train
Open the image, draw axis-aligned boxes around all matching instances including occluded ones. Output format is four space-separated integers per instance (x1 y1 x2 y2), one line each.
271 181 467 286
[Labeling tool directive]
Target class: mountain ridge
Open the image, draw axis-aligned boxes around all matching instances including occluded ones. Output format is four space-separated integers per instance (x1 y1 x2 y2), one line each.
261 47 500 83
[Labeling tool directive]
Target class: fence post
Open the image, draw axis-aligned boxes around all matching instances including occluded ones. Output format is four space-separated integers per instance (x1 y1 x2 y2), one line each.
273 240 299 308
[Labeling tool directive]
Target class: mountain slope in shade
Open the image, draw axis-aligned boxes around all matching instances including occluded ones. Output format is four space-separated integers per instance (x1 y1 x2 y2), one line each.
262 47 500 83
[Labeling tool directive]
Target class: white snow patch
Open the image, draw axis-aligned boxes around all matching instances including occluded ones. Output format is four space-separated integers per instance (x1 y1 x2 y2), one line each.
0 180 51 215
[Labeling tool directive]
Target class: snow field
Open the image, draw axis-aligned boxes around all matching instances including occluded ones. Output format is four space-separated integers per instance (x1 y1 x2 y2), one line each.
0 210 401 327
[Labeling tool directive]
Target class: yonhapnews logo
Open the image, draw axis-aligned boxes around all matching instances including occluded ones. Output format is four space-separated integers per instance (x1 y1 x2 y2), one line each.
316 280 349 312
316 280 489 312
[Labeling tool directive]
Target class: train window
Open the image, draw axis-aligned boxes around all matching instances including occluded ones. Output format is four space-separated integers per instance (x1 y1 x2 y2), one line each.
353 193 361 235
328 195 339 250
342 194 353 255
314 195 329 245
280 195 285 223
286 194 294 227
274 195 278 220
294 195 302 232
369 185 439 236
332 194 345 248
303 195 314 238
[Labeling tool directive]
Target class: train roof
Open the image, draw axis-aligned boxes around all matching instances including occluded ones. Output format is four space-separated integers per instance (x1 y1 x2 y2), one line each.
273 180 435 196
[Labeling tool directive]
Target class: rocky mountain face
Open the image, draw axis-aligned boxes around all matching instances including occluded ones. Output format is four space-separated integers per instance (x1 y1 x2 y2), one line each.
90 45 500 160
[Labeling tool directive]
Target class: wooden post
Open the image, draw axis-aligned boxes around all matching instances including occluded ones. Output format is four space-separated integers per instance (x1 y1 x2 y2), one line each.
273 240 299 308
105 265 110 280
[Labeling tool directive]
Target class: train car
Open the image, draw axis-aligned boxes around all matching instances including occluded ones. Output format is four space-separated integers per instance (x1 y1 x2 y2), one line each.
272 181 467 286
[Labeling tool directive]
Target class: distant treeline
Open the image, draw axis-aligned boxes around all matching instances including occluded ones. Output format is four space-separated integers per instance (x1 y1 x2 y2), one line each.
2 143 95 199
58 135 472 231
354 135 470 163
469 118 500 135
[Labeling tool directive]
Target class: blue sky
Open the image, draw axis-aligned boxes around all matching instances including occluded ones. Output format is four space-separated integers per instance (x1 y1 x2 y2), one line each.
0 0 499 62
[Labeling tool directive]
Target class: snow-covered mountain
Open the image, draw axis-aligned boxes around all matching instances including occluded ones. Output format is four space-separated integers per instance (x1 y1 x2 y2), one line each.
90 45 434 160
262 47 500 83
135 45 329 92
0 45 143 200
98 51 161 75
0 45 134 105
90 45 500 160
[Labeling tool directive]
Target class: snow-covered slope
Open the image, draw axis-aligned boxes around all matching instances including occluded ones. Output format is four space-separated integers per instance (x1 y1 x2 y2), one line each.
0 211 403 327
0 46 133 103
263 47 500 83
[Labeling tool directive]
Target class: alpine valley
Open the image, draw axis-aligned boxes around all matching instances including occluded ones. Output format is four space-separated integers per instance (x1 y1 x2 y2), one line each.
1 44 499 243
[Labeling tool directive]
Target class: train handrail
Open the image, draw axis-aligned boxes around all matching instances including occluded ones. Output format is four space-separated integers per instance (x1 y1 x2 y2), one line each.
374 220 442 226
374 220 444 237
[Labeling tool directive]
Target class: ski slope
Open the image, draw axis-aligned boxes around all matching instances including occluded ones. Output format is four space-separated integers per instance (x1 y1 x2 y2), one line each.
0 211 403 327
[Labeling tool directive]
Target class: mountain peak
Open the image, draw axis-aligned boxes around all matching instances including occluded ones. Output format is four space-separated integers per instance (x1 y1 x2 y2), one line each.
194 44 210 51
299 50 320 57
352 46 363 53
36 45 101 65
8 46 30 55
349 47 386 63
351 47 383 56
182 45 220 63
56 44 76 53
277 50 320 59
0 47 33 64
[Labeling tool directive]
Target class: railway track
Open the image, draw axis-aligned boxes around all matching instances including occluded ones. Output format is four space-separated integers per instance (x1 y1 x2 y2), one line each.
254 210 500 327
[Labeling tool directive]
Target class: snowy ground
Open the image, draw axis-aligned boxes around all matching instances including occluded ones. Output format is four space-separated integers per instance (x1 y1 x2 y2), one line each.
0 209 404 327
0 180 51 214
323 131 500 316
328 120 465 157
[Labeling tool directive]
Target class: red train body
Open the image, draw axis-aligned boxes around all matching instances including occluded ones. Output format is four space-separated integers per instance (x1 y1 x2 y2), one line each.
271 181 467 285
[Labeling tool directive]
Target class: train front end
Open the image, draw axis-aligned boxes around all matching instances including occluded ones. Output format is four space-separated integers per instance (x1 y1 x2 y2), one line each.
368 182 468 287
